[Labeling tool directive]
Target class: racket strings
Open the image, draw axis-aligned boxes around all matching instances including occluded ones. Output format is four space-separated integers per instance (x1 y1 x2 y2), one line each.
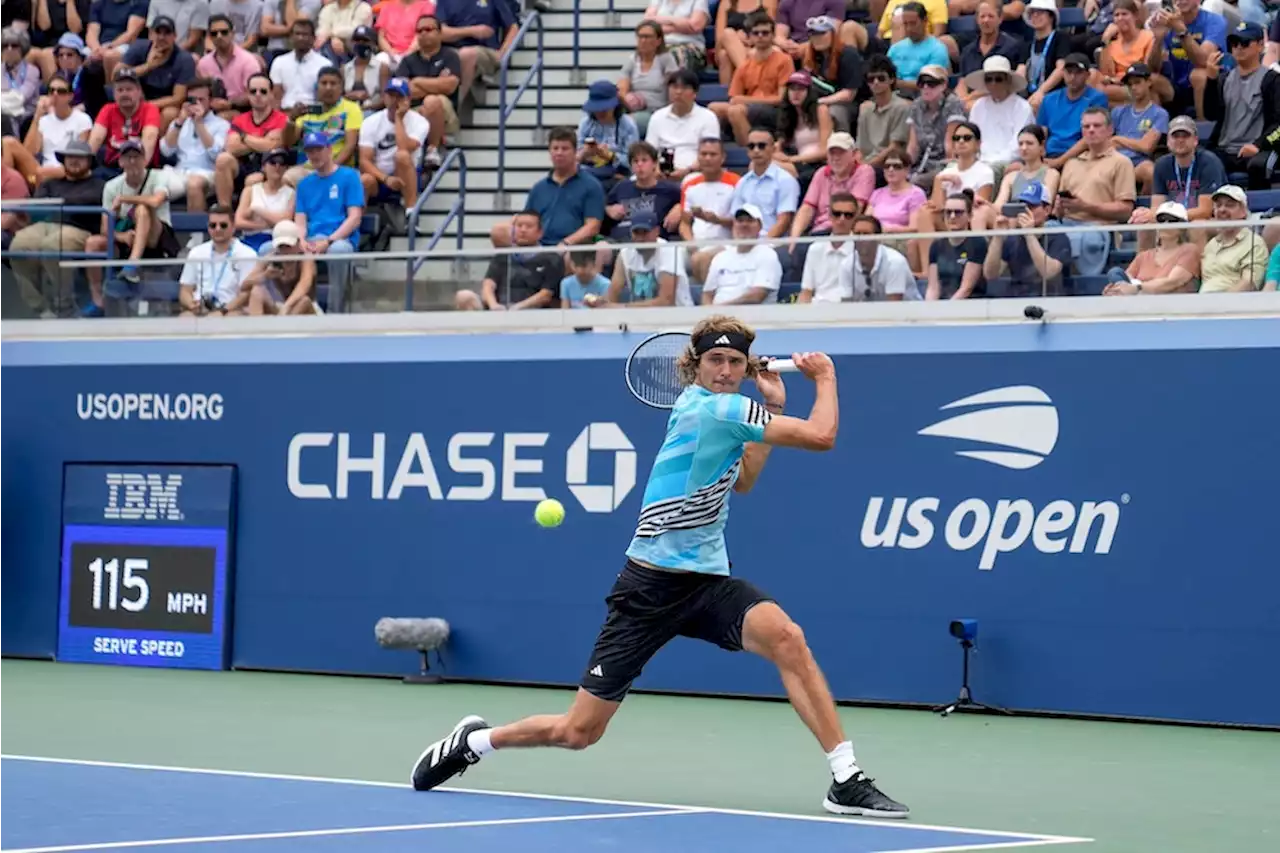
626 334 690 409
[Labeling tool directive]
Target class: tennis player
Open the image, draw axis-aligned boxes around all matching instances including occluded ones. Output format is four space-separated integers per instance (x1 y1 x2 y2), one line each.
410 315 909 818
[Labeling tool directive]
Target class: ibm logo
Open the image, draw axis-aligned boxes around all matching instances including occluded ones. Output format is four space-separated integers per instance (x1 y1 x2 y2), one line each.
105 473 185 521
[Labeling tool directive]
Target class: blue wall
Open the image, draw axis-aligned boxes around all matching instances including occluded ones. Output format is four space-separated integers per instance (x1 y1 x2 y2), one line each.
4 319 1278 727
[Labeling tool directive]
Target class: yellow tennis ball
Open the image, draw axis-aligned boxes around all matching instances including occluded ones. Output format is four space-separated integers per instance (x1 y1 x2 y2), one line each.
534 498 565 528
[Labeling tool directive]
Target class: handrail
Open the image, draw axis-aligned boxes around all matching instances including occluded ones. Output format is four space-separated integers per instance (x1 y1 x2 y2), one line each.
573 0 619 71
497 11 545 203
404 148 468 312
4 203 118 262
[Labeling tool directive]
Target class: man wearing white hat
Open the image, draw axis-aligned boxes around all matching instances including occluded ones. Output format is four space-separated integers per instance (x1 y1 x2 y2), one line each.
966 55 1035 167
1199 184 1269 292
1023 0 1071 111
701 203 783 305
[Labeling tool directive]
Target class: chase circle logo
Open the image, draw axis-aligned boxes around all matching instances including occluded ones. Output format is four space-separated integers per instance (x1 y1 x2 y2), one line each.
918 385 1058 470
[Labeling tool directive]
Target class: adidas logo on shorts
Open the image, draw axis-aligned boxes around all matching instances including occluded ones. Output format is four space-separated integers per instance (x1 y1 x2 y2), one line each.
590 665 604 677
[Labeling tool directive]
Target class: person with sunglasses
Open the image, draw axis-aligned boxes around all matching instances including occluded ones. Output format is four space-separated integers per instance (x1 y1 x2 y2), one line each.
796 190 857 303
234 147 294 253
394 14 462 163
177 204 258 316
963 55 1034 170
217 71 288 204
904 64 968 191
773 0 843 63
22 72 90 181
709 11 795 146
925 190 987 299
1103 201 1200 295
865 150 927 270
856 55 911 171
197 15 264 119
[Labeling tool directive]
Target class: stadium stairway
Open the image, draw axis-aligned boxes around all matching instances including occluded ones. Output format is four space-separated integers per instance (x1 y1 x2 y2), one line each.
368 0 647 309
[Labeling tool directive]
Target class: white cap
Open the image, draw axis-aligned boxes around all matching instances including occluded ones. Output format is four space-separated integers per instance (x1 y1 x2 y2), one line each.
272 220 302 247
1024 0 1059 25
1212 185 1248 205
1154 201 1189 222
734 203 765 222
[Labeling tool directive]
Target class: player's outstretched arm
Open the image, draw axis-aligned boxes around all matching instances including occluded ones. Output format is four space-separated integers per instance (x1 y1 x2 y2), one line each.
761 352 838 452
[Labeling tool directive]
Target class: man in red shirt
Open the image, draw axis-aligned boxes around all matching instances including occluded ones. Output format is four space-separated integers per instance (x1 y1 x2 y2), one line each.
214 72 289 207
87 68 162 178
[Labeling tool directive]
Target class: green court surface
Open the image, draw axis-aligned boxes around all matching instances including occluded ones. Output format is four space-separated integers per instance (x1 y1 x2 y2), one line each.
2 659 1277 852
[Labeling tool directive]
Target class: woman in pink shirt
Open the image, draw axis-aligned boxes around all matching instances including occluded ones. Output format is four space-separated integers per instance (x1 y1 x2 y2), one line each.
867 151 928 272
376 0 437 62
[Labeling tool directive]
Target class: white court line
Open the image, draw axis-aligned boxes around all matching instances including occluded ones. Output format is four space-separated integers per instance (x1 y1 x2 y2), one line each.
869 841 1097 853
1 754 1093 849
1 809 702 853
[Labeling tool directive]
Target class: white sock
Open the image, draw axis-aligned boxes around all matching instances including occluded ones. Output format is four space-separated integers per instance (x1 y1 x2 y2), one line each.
826 741 860 783
466 728 495 757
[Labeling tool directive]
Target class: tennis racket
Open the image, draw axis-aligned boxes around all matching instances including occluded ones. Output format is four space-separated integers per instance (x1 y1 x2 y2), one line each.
624 331 797 410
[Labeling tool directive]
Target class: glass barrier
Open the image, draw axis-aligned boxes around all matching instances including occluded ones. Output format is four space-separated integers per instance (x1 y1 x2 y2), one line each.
4 197 1278 326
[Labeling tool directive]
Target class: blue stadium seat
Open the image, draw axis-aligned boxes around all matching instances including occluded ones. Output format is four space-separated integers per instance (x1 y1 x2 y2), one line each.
724 145 750 170
1247 189 1280 211
698 84 729 106
948 15 977 36
1196 120 1215 142
1058 7 1087 28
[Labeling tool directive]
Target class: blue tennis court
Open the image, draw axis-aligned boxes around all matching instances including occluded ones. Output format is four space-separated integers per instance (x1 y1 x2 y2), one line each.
2 755 1090 853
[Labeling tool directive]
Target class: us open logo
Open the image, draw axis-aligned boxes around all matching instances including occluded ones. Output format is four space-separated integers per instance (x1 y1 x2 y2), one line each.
917 385 1059 470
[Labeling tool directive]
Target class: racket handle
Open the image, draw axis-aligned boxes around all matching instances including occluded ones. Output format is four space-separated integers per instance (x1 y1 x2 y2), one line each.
764 358 797 373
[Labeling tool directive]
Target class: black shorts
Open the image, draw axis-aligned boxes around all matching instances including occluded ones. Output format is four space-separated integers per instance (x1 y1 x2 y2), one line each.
580 560 774 703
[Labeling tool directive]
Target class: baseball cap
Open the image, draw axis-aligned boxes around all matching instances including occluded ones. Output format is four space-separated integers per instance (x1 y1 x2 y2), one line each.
1168 115 1198 136
916 64 949 85
806 15 838 34
112 67 141 86
787 70 812 88
56 33 89 56
264 147 291 163
351 25 376 42
628 211 659 231
150 15 176 32
734 203 764 222
384 77 410 97
1063 53 1091 71
1212 184 1248 204
826 131 855 151
1122 63 1151 80
1017 181 1051 206
1228 21 1265 46
302 131 330 149
117 139 144 157
272 220 302 248
1154 201 1189 222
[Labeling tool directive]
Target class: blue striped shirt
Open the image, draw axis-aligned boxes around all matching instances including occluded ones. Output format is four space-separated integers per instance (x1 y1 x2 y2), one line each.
625 385 772 576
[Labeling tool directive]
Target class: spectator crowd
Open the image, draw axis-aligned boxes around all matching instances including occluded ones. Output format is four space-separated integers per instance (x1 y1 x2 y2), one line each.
1 0 524 316
466 0 1280 311
2 0 1279 317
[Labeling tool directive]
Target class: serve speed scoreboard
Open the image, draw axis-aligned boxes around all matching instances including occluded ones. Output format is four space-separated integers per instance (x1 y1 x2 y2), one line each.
57 464 237 670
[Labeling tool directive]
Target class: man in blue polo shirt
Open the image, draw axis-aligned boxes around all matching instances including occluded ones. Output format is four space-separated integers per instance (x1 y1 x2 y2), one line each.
436 0 519 111
495 126 605 251
1038 53 1108 165
293 131 365 312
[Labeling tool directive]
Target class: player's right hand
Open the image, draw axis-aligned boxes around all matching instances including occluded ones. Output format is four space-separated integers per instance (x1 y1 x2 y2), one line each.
792 352 834 381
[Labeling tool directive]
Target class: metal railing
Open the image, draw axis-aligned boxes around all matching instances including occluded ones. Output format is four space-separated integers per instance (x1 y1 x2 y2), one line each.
404 149 468 312
497 10 545 205
572 0 620 72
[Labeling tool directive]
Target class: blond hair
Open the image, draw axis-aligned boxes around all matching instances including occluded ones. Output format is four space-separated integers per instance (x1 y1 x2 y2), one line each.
675 315 760 387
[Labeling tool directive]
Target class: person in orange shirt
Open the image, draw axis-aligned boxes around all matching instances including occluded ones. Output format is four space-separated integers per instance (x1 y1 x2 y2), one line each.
708 11 796 145
1096 0 1172 106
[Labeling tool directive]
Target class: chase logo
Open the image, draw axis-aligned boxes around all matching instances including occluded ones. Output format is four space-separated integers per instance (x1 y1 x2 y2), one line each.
918 386 1059 470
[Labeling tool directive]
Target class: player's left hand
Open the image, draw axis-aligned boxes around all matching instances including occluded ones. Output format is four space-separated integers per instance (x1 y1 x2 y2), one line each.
754 365 786 410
